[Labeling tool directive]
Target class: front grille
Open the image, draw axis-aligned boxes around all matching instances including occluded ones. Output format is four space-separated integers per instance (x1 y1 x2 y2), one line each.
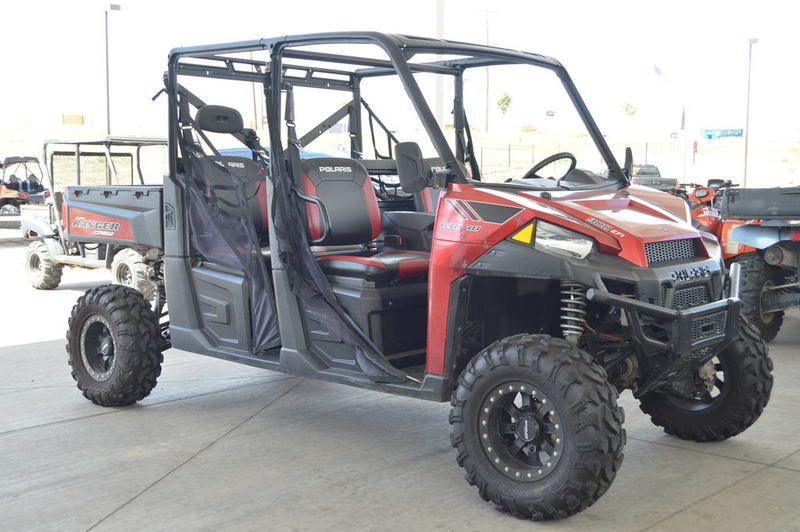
645 239 701 265
690 311 727 342
673 285 710 309
660 284 711 309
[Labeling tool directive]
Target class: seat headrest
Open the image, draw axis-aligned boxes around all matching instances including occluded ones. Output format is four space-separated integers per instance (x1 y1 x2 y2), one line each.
196 105 244 133
301 158 369 186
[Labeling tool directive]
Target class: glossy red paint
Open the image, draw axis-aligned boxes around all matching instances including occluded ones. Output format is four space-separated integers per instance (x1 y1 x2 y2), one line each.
719 219 759 259
67 206 133 241
424 182 704 376
302 175 322 240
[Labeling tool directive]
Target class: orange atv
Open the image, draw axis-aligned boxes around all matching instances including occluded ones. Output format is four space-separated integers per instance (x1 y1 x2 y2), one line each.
682 180 785 341
0 156 47 216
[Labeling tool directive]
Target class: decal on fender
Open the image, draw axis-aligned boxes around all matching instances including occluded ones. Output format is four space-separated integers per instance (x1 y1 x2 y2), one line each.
585 216 626 238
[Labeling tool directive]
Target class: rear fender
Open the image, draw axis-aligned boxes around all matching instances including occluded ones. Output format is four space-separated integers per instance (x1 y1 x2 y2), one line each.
728 223 779 250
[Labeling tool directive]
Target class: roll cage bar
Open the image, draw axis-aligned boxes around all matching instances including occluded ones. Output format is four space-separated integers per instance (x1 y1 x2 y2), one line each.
165 31 627 188
41 137 167 190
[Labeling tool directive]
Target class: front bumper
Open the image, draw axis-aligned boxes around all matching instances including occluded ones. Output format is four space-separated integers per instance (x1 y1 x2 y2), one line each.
587 262 742 394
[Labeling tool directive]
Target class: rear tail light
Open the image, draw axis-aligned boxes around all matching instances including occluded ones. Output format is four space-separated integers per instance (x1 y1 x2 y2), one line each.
18 192 28 198
44 190 51 197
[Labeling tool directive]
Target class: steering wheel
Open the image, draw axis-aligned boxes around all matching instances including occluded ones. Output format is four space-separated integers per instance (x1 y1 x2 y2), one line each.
519 152 577 180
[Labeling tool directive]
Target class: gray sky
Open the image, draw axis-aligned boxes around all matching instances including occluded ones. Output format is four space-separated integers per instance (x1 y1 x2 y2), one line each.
2 0 798 148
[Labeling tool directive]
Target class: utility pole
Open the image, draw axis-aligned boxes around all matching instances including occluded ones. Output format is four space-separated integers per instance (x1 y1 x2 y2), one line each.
480 9 497 133
743 38 758 186
105 4 121 136
434 0 445 126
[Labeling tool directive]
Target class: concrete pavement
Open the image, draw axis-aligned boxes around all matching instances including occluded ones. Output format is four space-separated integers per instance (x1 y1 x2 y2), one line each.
1 233 800 531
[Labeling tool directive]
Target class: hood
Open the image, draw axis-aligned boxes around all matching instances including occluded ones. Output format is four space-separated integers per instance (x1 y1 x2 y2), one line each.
475 184 706 268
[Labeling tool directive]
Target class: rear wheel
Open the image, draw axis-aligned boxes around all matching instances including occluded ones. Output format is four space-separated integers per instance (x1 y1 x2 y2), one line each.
0 203 20 215
450 334 625 520
638 319 772 442
111 248 154 301
730 253 785 342
67 285 162 406
26 241 62 289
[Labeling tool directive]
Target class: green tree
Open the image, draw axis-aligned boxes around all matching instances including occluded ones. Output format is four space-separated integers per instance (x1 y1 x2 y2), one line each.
622 101 638 116
497 93 512 115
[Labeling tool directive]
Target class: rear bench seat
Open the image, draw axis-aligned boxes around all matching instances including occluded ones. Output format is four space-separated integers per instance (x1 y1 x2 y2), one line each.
298 157 430 282
204 155 269 245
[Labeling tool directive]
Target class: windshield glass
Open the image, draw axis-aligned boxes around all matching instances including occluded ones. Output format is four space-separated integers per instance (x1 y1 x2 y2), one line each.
461 64 615 187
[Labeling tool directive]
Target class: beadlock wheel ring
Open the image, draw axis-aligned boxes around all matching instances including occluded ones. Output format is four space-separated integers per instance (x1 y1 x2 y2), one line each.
80 314 116 382
478 381 565 482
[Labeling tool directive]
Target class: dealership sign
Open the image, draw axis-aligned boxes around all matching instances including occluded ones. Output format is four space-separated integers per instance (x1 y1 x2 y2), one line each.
702 128 743 139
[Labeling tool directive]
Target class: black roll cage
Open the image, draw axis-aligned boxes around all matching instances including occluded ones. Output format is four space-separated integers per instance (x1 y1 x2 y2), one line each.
165 31 628 188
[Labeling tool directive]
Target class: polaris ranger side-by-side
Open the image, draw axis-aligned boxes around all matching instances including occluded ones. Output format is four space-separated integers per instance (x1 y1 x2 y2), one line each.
64 33 772 520
22 137 167 298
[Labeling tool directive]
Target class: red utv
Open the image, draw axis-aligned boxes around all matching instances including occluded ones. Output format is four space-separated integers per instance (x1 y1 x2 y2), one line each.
63 33 771 520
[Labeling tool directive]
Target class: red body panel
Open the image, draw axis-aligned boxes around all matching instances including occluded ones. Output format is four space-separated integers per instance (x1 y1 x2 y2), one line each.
424 182 702 376
685 186 758 260
67 206 133 241
719 220 758 259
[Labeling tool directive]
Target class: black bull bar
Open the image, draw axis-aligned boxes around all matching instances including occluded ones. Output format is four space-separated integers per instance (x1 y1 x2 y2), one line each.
586 262 742 395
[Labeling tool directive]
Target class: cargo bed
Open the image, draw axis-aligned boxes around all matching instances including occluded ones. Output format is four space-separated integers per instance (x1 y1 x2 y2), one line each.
64 185 163 249
719 187 800 220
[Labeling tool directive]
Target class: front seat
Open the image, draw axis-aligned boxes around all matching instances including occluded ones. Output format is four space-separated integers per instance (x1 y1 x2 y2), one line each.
298 157 429 282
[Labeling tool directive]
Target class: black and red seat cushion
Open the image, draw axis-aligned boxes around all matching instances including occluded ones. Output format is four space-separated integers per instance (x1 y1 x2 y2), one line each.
205 155 269 241
299 158 381 246
317 250 429 282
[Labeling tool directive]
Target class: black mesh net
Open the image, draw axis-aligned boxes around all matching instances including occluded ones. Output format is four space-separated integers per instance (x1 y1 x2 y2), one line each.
180 147 280 352
269 139 406 382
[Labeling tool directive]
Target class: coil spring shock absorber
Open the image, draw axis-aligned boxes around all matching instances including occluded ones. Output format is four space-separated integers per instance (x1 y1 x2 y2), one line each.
560 281 587 343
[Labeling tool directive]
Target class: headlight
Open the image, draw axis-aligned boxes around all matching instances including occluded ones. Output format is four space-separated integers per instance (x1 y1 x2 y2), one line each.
534 220 594 259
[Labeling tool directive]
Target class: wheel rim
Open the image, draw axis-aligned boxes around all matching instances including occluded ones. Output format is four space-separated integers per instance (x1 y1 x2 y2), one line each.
116 263 133 287
478 381 565 481
665 355 727 412
80 315 116 381
28 252 41 274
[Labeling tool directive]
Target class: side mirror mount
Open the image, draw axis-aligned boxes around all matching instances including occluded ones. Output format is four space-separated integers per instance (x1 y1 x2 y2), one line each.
623 147 633 181
195 105 244 134
395 142 428 193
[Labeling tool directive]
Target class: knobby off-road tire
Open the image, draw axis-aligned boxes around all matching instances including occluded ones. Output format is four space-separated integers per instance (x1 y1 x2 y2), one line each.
26 240 62 289
639 319 772 442
67 285 162 406
0 203 20 215
730 253 784 342
450 334 625 520
110 248 155 301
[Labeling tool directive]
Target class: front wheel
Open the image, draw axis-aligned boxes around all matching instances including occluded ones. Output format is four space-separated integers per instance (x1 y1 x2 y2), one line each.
638 318 773 442
26 240 62 289
450 334 625 520
67 285 163 406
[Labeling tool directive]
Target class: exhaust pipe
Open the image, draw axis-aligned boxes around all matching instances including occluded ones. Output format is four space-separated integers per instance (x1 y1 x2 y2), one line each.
764 244 799 269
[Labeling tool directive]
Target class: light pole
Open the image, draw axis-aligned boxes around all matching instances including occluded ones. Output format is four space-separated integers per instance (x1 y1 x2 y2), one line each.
105 4 122 136
480 9 497 133
743 38 758 186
